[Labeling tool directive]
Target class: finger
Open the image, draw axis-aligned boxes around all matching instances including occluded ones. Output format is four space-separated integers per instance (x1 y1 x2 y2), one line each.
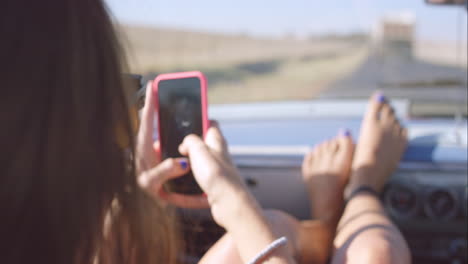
138 158 189 194
209 119 220 128
178 134 210 157
153 140 161 163
178 134 220 192
205 121 229 155
160 192 210 209
138 81 155 141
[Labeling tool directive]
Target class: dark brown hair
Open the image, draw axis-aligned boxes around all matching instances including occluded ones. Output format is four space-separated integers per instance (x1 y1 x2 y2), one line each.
0 0 177 263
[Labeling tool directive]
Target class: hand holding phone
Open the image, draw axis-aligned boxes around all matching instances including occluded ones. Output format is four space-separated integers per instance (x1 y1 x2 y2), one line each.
153 71 208 195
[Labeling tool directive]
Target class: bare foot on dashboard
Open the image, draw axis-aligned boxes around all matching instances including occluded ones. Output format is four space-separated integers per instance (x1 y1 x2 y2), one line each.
302 132 354 222
346 92 408 195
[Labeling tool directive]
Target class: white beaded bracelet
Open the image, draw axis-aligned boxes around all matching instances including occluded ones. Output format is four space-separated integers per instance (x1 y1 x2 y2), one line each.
247 237 288 264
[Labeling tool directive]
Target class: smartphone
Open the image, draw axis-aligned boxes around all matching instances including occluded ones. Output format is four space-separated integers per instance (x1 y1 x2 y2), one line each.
153 71 208 195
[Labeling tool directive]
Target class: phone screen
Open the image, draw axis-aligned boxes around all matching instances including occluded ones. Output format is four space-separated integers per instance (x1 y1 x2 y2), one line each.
158 77 204 194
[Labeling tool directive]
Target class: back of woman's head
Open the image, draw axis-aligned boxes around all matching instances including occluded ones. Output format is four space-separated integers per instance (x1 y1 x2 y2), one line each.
0 1 177 263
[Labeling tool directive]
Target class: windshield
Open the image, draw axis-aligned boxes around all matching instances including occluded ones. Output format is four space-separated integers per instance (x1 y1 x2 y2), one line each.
107 0 468 116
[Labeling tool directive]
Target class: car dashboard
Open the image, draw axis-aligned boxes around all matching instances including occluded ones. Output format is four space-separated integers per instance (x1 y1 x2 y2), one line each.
229 149 467 264
171 100 467 264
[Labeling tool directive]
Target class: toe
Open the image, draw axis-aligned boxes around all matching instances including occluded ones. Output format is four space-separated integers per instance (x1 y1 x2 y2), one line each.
400 127 409 148
337 133 355 158
336 134 355 184
380 103 395 124
366 91 386 121
338 131 354 146
323 139 340 156
312 144 320 156
393 121 402 135
305 150 314 165
302 151 314 175
400 127 408 139
330 139 340 153
316 142 327 156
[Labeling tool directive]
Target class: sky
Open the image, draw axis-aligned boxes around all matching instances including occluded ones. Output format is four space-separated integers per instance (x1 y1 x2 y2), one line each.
105 0 467 42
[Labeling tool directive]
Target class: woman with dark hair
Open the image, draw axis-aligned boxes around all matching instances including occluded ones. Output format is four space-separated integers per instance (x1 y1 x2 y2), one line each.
1 0 174 262
0 0 293 263
0 0 410 264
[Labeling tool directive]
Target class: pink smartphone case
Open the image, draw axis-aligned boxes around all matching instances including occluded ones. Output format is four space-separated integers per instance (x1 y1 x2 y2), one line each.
152 71 209 142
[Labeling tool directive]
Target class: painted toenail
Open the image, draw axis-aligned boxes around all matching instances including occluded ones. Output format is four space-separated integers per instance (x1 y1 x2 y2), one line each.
376 93 386 103
340 129 351 137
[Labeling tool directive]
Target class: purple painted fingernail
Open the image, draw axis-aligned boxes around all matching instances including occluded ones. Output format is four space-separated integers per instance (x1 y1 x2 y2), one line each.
376 93 386 103
339 129 351 137
179 160 188 170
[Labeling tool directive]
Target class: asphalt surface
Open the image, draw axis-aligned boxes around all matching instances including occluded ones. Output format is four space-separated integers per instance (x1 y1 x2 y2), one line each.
319 51 468 103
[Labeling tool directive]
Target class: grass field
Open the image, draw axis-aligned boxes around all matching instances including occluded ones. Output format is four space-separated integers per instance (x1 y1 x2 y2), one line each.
118 25 368 103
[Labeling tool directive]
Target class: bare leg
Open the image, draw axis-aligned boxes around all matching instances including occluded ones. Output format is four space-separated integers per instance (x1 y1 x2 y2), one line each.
331 93 411 264
200 134 354 264
299 133 354 263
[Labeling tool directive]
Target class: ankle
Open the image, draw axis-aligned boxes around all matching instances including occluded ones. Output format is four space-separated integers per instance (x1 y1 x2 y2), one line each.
348 167 384 193
310 186 344 218
344 185 380 207
312 198 344 224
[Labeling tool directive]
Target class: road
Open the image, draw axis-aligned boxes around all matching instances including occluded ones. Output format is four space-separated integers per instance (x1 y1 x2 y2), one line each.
320 52 467 103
